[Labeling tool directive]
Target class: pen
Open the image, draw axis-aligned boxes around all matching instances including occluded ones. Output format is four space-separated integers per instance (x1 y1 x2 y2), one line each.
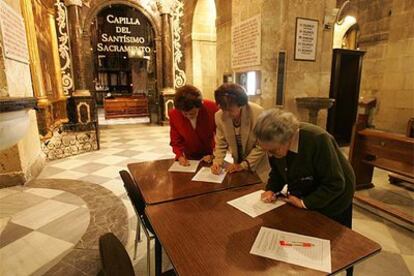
279 240 315 247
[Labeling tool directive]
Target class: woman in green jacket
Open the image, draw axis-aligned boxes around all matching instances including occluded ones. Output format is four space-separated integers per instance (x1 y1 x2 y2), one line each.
254 108 355 227
254 108 356 275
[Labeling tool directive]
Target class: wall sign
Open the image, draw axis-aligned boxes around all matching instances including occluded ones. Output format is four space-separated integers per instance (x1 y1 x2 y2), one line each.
96 6 154 56
231 15 261 69
294 17 318 61
0 0 29 64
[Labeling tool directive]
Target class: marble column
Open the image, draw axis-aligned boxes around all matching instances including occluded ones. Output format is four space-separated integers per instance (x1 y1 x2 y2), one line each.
64 0 89 96
64 0 96 126
157 1 174 88
20 0 48 106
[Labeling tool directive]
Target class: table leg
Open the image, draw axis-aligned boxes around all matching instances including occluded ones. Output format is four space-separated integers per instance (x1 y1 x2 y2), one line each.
155 237 162 276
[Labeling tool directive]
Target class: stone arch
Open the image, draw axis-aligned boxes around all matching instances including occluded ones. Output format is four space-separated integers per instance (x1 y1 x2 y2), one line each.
187 0 217 100
192 0 216 35
333 15 359 49
184 0 218 37
81 0 163 93
83 0 161 38
342 23 360 49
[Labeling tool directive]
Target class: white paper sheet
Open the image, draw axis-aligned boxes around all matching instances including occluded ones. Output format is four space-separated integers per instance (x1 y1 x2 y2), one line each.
250 227 331 273
191 167 227 183
224 152 234 164
168 160 200 173
227 190 285 218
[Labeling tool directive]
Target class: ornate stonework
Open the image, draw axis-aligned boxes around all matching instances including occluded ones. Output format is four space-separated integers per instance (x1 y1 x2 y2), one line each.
156 0 175 14
142 0 158 13
76 102 91 123
172 0 186 88
55 0 74 96
63 0 82 6
41 124 98 160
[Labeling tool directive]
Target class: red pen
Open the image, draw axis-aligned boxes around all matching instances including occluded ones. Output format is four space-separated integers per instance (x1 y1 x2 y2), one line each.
279 240 314 247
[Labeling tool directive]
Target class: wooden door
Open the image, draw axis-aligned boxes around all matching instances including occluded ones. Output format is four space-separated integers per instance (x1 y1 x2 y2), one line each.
327 49 365 145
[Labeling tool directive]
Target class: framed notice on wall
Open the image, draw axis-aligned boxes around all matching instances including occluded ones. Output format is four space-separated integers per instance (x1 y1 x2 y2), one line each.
231 15 261 69
0 0 29 64
294 17 318 61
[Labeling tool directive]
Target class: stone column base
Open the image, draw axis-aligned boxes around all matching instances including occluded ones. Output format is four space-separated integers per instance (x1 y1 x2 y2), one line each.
72 89 91 97
0 153 45 188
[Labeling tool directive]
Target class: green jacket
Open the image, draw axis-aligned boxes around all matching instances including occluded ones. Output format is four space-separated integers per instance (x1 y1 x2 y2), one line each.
266 123 355 218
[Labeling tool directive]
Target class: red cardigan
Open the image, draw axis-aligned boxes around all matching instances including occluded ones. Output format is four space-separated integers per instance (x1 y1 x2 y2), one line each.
169 100 218 160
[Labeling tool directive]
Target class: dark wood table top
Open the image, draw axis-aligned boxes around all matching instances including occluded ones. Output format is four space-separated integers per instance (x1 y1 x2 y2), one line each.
146 184 381 276
127 159 262 205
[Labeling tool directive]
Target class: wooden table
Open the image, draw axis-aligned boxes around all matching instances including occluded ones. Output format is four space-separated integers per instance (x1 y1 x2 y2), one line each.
128 159 262 205
146 184 381 276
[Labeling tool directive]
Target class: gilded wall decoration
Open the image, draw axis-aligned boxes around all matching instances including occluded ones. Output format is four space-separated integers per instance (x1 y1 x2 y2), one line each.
32 0 59 98
55 0 74 95
172 0 186 88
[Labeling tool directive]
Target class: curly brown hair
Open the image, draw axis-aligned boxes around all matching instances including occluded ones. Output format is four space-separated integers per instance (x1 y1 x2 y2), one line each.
174 85 203 111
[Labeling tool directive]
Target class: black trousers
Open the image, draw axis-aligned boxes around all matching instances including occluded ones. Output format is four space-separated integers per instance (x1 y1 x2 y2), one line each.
330 204 354 276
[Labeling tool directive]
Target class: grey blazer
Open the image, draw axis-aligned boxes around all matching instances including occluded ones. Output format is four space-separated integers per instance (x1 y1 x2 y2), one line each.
213 102 270 182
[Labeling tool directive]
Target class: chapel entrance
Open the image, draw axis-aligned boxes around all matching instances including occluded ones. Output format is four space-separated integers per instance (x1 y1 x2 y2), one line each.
90 4 158 125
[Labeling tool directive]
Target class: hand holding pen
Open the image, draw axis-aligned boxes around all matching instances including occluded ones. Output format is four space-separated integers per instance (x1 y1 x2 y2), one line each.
261 191 277 203
210 163 223 175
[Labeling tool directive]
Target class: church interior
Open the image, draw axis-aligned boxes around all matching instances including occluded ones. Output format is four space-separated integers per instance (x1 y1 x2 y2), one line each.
0 0 413 275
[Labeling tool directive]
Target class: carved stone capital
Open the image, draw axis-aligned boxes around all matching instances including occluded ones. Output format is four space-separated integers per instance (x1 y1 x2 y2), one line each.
64 0 82 7
156 0 175 15
72 89 91 96
161 87 175 95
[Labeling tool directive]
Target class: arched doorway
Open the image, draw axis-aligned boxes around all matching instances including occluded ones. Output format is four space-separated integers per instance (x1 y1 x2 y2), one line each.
332 15 359 49
84 2 162 125
191 0 217 100
327 14 364 145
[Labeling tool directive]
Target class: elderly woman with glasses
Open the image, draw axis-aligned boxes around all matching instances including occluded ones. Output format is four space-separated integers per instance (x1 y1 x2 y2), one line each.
210 83 270 182
254 108 355 229
169 85 219 166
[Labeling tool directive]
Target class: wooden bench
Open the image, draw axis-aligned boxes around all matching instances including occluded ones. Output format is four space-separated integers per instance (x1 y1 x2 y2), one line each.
349 116 414 190
387 117 414 186
104 95 148 120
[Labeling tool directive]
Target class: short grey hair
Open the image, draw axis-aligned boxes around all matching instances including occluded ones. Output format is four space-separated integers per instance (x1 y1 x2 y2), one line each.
254 109 300 144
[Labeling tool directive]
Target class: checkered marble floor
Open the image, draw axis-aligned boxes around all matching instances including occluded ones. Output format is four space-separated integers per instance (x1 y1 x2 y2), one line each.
31 124 414 275
36 124 174 275
0 187 89 276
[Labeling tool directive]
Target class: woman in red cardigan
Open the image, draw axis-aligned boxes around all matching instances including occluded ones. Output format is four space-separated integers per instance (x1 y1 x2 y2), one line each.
169 85 219 166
